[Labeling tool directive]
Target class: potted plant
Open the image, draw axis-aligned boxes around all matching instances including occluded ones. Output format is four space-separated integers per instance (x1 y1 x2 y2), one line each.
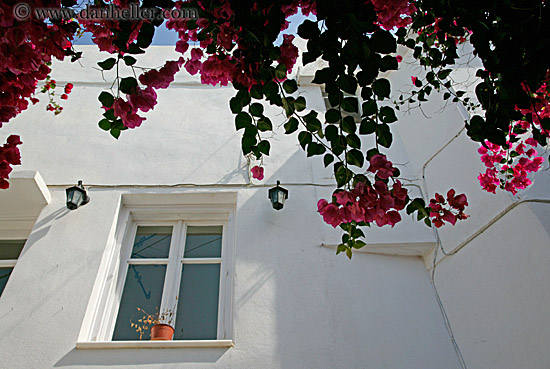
131 306 176 340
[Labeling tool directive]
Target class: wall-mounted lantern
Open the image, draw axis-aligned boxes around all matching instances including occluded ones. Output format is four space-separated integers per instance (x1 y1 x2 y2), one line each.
66 180 90 210
268 180 288 210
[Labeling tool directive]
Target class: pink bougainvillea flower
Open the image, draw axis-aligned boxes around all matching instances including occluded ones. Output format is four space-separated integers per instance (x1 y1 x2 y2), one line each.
64 83 73 94
411 76 418 84
317 199 343 228
278 34 299 72
368 154 396 179
251 165 264 180
396 55 403 62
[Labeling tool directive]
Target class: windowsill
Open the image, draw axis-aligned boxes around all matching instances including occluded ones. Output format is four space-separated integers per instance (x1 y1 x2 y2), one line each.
76 340 234 349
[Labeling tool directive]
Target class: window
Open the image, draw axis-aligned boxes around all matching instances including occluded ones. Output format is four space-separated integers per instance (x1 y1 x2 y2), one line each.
0 240 25 297
77 193 236 348
112 223 224 341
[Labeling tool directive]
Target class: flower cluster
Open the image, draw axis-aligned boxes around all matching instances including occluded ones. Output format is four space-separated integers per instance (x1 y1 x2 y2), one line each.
370 0 417 30
317 155 407 228
40 78 74 115
167 0 302 89
102 59 182 129
477 135 544 195
0 135 22 189
477 77 549 195
428 190 468 228
0 2 76 125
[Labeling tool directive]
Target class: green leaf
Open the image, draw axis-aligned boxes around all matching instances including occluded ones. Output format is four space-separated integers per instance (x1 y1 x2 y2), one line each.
342 116 356 134
284 117 299 134
379 55 398 72
379 106 398 123
263 81 279 98
324 153 334 167
373 78 391 99
438 69 451 80
353 240 367 249
282 97 295 117
98 91 115 108
137 22 155 48
341 97 358 113
366 148 380 161
241 133 257 155
298 131 312 149
235 112 252 130
119 77 138 94
325 109 341 123
274 63 287 80
97 57 116 70
312 68 335 85
335 164 353 188
103 109 115 121
346 133 361 149
370 29 397 54
376 124 393 148
337 75 358 95
98 119 111 131
283 79 298 94
110 128 121 139
325 125 339 142
258 140 271 155
229 97 243 114
359 118 376 135
123 56 137 66
257 117 273 131
250 85 263 99
346 149 364 167
297 19 320 39
304 112 321 132
249 103 264 117
362 100 377 116
307 142 326 157
294 96 307 111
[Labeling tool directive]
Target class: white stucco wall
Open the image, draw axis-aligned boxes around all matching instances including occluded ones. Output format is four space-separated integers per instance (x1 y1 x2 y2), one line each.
4 41 550 368
389 45 550 369
0 46 467 368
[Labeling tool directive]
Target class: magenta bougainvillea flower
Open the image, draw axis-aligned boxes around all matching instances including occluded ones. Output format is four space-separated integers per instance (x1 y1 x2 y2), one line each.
251 165 264 181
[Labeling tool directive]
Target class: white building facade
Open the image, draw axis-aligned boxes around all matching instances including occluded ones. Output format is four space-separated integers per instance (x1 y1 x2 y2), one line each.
0 45 549 369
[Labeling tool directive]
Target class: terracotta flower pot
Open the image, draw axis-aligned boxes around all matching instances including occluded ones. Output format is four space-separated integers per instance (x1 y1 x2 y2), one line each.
150 324 174 340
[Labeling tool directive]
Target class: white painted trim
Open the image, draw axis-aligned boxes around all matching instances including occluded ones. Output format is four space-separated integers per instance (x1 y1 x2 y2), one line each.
128 259 169 265
321 242 436 257
182 258 222 264
76 340 234 349
0 260 17 268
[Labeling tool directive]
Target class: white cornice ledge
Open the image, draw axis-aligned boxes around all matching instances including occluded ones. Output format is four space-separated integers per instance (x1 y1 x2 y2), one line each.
321 242 435 257
76 340 234 350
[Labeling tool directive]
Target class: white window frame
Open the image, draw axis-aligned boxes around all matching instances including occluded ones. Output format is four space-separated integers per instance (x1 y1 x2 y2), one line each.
0 239 26 297
77 194 236 349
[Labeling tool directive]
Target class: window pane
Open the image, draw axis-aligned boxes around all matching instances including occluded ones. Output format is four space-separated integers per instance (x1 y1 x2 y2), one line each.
131 226 172 259
0 267 14 297
174 264 220 340
112 265 167 340
0 240 25 260
183 226 222 258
